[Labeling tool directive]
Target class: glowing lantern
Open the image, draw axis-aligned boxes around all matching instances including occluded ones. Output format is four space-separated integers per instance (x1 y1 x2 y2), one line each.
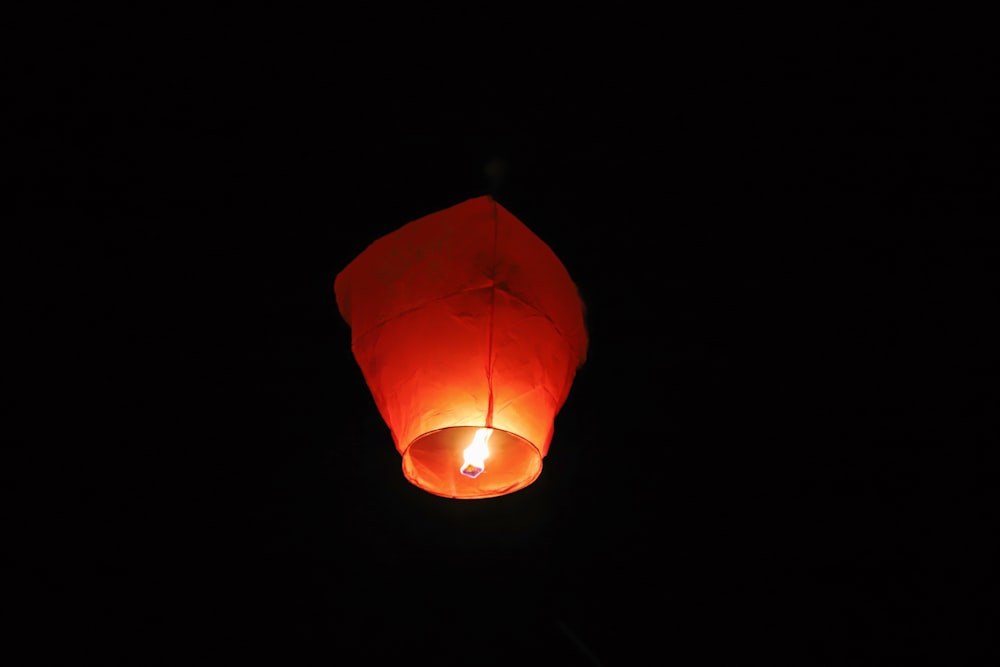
334 196 588 499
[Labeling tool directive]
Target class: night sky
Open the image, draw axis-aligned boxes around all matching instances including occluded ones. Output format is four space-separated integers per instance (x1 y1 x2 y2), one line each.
11 14 999 665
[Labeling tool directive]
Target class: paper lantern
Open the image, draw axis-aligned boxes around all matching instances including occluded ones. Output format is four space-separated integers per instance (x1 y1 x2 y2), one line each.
335 196 588 499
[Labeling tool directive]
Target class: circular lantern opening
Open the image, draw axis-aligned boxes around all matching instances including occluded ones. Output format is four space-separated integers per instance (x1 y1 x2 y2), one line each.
401 426 542 499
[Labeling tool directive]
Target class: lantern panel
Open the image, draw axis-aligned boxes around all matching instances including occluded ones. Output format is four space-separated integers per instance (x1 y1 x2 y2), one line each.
335 201 496 343
351 288 495 448
491 207 588 366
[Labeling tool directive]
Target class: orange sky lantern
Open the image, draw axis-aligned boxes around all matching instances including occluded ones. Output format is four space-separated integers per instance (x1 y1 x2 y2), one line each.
335 196 588 499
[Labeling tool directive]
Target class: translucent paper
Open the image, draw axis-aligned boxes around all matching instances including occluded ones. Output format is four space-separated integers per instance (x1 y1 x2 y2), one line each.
335 196 587 498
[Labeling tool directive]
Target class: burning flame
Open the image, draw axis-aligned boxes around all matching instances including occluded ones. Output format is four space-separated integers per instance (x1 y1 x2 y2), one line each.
460 428 492 478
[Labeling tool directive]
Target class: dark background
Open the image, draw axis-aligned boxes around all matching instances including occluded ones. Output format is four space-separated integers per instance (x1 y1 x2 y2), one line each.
10 12 998 665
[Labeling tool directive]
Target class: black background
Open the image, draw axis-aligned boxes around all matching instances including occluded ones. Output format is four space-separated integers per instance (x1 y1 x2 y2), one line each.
10 11 999 665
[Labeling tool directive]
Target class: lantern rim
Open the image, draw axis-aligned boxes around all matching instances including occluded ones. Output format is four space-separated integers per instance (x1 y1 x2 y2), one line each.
401 425 543 499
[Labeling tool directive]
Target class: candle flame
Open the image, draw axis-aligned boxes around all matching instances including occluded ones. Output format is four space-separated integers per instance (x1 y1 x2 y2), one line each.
460 428 492 478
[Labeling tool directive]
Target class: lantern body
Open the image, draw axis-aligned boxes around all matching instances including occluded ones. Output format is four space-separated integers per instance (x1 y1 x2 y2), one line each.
335 196 587 498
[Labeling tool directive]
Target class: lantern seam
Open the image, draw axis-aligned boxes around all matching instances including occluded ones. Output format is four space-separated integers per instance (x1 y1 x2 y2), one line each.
351 284 575 351
485 197 499 428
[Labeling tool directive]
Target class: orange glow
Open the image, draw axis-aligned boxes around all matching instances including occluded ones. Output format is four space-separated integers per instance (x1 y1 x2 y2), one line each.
460 428 492 478
335 196 587 499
